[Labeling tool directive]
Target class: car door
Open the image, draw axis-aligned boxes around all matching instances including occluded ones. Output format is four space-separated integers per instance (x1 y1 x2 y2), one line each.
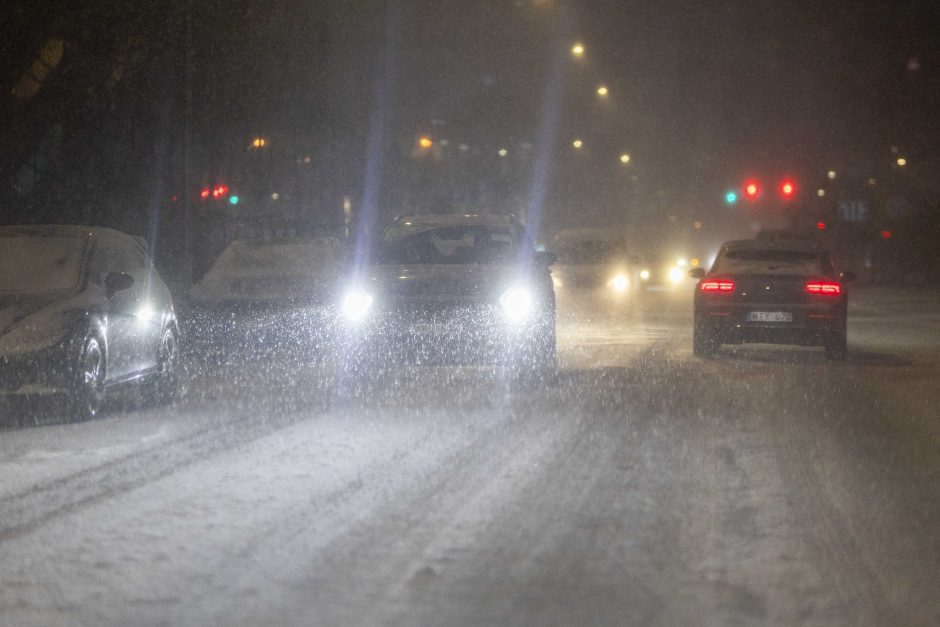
121 238 163 376
88 239 137 382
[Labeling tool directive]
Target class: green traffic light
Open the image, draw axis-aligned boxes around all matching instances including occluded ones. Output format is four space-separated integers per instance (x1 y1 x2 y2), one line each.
724 191 737 205
229 195 239 205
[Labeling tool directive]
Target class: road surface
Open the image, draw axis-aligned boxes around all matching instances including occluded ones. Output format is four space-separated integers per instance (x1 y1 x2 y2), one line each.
1 286 938 626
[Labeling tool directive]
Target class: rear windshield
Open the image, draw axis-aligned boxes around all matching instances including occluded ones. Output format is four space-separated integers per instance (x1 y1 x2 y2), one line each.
556 241 624 265
714 249 826 275
378 225 520 265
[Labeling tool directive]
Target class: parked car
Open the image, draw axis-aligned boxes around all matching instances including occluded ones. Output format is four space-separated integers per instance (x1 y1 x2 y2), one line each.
690 237 855 359
0 225 179 421
336 213 556 382
184 237 345 363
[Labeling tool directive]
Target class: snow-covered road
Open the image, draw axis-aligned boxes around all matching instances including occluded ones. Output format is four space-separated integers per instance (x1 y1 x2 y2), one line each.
1 287 938 626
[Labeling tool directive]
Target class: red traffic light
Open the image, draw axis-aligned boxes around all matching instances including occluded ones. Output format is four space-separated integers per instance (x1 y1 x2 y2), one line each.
199 187 211 200
816 221 826 231
743 180 760 200
881 230 892 239
780 179 796 199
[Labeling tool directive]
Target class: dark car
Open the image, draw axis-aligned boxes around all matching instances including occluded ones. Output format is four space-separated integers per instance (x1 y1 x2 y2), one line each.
0 225 179 422
335 214 556 382
690 238 854 360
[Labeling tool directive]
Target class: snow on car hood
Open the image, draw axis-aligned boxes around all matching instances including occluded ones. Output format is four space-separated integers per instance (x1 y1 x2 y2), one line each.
0 289 100 356
188 238 346 305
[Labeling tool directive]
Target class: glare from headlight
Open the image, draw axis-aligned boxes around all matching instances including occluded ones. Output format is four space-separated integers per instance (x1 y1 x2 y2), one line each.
551 274 563 289
610 274 629 292
668 266 685 283
639 269 650 281
500 287 535 324
341 288 373 322
676 257 688 268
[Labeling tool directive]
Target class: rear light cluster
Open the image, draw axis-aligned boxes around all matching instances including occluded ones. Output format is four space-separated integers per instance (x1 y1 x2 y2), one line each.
700 279 735 293
804 281 842 295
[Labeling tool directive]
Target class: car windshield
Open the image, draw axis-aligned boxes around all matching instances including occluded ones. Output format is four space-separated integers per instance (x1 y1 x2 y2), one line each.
377 224 520 265
556 241 623 265
0 236 85 294
714 249 823 274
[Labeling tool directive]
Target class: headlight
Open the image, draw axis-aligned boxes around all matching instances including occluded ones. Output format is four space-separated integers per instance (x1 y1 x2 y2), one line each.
639 269 650 281
668 266 685 283
551 274 563 289
609 274 629 292
499 286 535 324
341 288 373 322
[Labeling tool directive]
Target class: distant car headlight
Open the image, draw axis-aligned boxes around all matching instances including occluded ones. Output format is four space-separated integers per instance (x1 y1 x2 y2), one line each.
639 269 650 281
668 266 685 283
610 274 629 292
499 286 535 324
341 288 373 322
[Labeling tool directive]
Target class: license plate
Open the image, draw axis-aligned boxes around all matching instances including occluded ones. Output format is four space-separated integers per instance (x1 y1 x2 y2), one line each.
747 311 793 323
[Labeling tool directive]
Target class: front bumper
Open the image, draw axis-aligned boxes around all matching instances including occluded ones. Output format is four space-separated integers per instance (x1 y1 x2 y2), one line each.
337 303 553 367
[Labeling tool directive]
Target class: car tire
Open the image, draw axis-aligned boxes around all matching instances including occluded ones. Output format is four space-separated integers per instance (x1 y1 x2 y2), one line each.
693 321 719 358
824 330 848 361
155 327 180 404
70 336 105 421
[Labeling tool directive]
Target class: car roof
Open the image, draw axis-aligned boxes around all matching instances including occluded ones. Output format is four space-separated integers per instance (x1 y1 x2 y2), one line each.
0 224 147 252
721 238 822 254
392 213 520 228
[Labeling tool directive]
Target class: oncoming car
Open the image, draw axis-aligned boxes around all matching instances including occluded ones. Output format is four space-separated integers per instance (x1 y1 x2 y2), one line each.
0 225 179 422
551 228 638 297
336 214 556 383
690 238 854 359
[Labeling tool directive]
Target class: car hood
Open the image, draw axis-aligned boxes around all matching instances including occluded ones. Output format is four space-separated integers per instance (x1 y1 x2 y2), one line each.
362 264 526 301
0 290 99 356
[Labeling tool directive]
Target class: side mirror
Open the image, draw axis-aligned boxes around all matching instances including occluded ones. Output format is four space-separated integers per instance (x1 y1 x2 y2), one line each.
840 271 857 283
105 272 134 298
688 267 706 280
535 250 557 267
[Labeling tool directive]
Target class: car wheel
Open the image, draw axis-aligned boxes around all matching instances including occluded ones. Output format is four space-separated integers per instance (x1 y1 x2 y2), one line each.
155 327 180 403
824 330 848 361
693 322 719 358
71 336 105 421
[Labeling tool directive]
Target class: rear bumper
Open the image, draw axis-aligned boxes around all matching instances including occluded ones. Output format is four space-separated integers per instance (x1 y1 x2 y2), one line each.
695 302 845 346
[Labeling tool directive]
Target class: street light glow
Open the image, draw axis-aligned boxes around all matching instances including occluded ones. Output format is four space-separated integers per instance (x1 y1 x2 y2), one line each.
418 136 433 149
250 137 267 149
619 153 630 164
572 139 583 149
596 85 608 97
827 170 837 180
571 43 585 58
897 157 907 167
817 188 826 197
498 148 508 157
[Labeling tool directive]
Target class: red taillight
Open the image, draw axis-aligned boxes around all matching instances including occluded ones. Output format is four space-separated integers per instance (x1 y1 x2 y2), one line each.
701 279 735 293
805 281 841 295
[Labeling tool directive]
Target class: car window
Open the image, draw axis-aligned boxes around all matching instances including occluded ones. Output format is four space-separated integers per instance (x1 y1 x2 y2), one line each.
378 225 520 265
713 249 824 275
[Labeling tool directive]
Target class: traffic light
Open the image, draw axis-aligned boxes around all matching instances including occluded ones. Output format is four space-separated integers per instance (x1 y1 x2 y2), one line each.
816 221 826 231
780 179 796 199
724 190 737 205
743 180 760 200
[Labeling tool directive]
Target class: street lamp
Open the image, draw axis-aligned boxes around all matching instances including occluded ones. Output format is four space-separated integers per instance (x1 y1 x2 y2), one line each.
418 136 433 149
571 43 585 58
250 137 268 149
596 85 608 97
572 139 583 150
896 157 907 167
827 170 837 180
619 153 630 164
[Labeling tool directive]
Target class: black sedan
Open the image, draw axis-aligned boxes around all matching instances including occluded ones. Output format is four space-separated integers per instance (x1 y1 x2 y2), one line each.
689 238 854 360
335 214 556 383
0 225 179 422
